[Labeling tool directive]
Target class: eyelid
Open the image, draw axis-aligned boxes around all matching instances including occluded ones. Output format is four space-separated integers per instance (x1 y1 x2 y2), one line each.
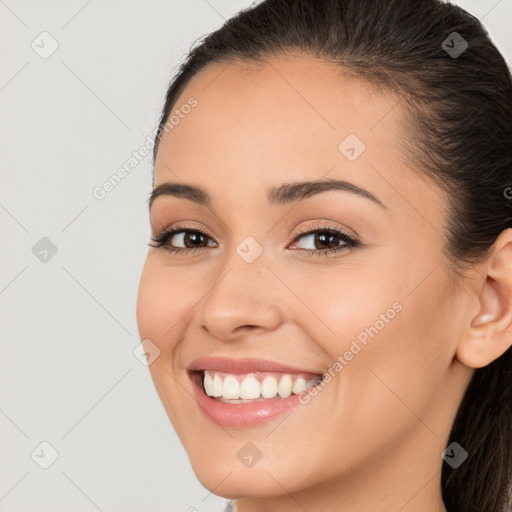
289 222 360 243
151 221 359 246
151 222 215 240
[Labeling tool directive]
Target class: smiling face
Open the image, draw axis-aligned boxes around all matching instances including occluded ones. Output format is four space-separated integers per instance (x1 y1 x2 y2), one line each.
136 55 475 508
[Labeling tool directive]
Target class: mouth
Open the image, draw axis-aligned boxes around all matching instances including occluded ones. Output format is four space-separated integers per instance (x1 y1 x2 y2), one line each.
187 357 324 428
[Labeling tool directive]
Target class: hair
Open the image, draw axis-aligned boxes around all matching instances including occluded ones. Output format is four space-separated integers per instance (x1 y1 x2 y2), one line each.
151 1 512 510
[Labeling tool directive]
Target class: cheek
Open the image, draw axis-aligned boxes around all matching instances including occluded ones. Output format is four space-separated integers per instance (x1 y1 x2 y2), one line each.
136 260 194 354
292 263 405 359
299 261 449 429
136 262 197 437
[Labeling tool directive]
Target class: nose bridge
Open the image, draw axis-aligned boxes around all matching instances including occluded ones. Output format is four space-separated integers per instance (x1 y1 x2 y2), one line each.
198 235 282 340
217 230 271 290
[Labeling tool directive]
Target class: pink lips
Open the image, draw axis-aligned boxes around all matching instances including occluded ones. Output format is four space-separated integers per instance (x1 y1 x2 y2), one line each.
187 356 321 375
187 357 322 428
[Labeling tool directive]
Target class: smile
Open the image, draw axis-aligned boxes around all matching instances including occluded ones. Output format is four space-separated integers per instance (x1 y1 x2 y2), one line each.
187 357 324 428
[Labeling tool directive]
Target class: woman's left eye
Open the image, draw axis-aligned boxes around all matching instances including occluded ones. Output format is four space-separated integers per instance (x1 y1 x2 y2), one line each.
289 227 360 256
149 226 360 257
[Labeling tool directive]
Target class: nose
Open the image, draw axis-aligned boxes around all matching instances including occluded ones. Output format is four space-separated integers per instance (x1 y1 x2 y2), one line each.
198 256 283 342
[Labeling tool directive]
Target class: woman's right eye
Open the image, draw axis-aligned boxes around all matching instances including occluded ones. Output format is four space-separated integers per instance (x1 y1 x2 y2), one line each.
149 228 217 255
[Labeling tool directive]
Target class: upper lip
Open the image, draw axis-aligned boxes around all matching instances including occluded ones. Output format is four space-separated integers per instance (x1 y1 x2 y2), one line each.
187 356 322 375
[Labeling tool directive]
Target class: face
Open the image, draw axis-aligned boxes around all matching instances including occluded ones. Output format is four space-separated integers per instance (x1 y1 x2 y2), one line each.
136 55 473 502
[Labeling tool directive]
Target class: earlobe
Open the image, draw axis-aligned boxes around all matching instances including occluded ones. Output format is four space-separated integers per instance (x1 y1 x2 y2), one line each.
471 313 495 326
456 229 512 369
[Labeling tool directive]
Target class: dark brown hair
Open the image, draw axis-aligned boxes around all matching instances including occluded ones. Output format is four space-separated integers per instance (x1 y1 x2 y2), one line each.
152 1 512 510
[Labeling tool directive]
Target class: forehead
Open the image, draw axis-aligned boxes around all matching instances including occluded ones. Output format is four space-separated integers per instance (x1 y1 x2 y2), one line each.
153 54 435 214
156 55 398 166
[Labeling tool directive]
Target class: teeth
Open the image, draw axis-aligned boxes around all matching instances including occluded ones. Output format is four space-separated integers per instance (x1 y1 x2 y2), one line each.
292 377 307 394
222 375 240 399
261 376 278 398
202 371 321 401
240 376 261 399
212 374 223 397
204 372 214 396
277 374 292 398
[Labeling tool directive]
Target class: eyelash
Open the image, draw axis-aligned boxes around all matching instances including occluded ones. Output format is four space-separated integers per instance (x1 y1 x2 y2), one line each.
149 224 360 258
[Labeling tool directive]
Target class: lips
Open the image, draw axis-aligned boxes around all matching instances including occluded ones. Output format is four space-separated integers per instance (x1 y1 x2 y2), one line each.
187 357 324 428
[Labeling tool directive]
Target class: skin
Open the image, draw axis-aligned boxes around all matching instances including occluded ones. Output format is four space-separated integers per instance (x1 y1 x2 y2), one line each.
136 54 512 512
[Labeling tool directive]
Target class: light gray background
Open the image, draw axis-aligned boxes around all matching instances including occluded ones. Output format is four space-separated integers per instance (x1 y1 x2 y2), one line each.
1 1 511 511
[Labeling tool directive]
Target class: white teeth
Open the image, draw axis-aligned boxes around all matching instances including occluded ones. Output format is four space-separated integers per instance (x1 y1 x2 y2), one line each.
261 376 278 398
204 372 214 396
277 374 293 398
222 375 240 399
240 376 261 399
202 371 321 401
212 374 223 397
292 377 307 394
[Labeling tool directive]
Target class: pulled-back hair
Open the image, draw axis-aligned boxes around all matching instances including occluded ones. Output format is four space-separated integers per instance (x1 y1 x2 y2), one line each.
152 1 512 510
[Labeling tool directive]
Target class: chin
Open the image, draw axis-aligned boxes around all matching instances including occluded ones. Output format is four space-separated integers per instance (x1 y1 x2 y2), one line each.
191 462 305 499
185 441 327 500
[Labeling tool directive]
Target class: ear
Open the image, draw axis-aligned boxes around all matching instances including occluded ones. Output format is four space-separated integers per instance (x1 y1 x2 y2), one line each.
456 228 512 369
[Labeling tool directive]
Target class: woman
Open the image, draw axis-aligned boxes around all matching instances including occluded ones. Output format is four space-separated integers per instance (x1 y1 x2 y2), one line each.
136 0 512 510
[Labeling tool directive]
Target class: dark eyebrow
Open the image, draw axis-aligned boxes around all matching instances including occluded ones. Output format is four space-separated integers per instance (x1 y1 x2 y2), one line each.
148 178 386 210
267 179 386 208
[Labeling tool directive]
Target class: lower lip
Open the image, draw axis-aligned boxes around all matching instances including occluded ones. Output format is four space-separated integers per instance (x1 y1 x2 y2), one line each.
189 372 309 428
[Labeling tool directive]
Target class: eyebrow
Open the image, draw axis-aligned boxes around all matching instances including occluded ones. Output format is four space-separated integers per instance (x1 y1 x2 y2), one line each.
148 178 386 210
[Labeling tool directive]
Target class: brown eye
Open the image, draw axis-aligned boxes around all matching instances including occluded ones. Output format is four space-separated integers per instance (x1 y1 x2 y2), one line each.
149 228 217 254
288 226 360 257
